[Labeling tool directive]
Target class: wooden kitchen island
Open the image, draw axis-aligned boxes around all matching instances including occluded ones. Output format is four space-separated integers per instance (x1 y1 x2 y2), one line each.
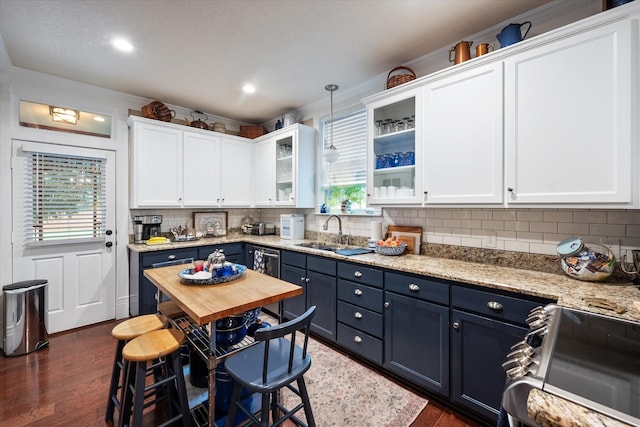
144 264 302 426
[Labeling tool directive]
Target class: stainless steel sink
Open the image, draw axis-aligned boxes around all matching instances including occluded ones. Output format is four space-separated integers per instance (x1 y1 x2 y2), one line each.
294 242 336 251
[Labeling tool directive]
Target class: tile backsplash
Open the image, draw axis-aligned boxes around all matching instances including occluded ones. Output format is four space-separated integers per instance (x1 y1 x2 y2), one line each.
129 207 640 261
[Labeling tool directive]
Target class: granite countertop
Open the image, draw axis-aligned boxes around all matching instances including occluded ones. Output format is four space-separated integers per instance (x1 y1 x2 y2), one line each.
128 234 640 323
129 234 640 426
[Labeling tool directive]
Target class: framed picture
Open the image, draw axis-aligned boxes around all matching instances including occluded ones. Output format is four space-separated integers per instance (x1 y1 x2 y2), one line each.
193 211 228 237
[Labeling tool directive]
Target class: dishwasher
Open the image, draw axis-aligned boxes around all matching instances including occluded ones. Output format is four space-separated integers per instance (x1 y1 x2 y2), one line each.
249 246 281 319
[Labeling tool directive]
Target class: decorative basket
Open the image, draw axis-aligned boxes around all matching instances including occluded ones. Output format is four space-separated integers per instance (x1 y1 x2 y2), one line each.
386 66 417 89
240 126 267 139
375 243 407 256
141 101 176 122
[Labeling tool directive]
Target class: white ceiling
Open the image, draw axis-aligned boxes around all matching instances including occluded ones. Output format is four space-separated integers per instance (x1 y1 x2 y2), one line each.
0 0 552 124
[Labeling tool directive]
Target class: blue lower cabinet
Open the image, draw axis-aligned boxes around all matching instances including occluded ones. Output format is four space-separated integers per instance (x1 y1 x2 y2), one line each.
383 291 450 397
450 309 527 421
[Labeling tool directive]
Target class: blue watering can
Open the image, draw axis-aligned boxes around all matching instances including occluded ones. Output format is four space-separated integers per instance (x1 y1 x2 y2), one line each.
496 21 532 48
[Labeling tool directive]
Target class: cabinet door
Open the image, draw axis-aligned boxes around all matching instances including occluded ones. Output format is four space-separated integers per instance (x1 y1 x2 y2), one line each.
220 138 253 206
384 292 449 396
504 19 634 205
183 131 221 207
281 263 306 320
253 138 276 206
307 269 336 341
366 89 422 205
423 63 503 204
451 309 527 421
274 130 295 206
130 121 183 207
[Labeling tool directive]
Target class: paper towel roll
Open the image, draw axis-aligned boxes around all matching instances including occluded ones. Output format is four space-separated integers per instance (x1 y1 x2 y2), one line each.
371 221 383 241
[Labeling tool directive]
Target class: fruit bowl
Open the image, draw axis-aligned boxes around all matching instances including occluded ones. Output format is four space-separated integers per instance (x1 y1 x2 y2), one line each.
375 243 407 256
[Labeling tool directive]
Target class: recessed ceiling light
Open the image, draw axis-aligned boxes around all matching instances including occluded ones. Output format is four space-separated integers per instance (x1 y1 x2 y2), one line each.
110 37 134 52
242 83 256 94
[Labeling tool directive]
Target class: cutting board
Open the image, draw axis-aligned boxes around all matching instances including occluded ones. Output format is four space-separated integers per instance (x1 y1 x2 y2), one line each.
386 225 422 254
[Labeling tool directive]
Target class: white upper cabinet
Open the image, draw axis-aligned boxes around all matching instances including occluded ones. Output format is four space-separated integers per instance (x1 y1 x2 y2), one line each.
253 124 317 208
129 118 183 208
504 18 635 207
129 116 253 208
365 88 422 205
422 62 503 205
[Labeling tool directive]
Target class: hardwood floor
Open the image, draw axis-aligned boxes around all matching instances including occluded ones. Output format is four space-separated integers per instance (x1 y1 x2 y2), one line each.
0 320 488 427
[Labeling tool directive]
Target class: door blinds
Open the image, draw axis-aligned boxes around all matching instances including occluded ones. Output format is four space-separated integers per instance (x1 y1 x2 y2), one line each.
23 151 107 244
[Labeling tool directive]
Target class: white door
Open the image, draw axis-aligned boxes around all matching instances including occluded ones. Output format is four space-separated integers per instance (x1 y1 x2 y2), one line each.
11 140 116 334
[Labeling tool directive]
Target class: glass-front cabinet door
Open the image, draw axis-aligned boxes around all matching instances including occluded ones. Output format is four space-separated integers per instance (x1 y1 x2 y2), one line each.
365 88 421 205
275 131 295 205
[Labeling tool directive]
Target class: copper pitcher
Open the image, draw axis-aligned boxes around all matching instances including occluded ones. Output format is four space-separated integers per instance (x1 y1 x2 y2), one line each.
475 43 494 57
449 41 473 65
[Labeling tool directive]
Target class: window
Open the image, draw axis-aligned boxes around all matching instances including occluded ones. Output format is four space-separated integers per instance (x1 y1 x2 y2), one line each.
22 151 107 244
321 108 368 213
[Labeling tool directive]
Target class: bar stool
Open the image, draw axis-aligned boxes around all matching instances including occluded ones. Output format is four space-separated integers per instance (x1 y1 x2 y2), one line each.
119 328 191 427
106 314 167 423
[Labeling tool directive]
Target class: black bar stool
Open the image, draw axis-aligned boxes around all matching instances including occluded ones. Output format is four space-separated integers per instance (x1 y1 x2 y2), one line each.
119 328 191 427
106 314 167 423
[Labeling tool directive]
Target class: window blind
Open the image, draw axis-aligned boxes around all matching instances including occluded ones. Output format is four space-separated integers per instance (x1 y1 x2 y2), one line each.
322 109 367 188
24 152 107 244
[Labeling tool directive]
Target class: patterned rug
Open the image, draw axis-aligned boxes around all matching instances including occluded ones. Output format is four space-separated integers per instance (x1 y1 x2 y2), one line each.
282 335 428 426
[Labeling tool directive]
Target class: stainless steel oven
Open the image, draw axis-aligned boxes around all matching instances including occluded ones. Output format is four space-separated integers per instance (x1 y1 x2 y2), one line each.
249 246 281 318
502 304 640 426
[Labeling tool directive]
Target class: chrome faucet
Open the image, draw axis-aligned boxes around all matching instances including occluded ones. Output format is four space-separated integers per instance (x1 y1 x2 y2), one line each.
322 215 342 245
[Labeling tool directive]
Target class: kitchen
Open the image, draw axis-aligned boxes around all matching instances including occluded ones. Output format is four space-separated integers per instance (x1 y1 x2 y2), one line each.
1 0 640 426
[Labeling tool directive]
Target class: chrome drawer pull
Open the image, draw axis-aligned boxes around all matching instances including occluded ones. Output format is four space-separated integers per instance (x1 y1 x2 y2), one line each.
168 255 176 260
408 284 420 292
354 312 363 319
487 301 503 312
354 336 362 343
354 271 363 278
354 289 363 296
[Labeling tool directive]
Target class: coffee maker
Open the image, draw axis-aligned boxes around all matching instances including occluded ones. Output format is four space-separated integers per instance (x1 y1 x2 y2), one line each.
133 215 162 243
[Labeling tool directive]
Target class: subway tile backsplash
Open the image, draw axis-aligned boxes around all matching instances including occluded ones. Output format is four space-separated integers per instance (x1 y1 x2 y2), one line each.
129 207 640 261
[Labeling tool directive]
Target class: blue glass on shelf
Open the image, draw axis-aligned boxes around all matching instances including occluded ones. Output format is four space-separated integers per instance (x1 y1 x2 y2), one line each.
391 152 402 167
401 151 415 166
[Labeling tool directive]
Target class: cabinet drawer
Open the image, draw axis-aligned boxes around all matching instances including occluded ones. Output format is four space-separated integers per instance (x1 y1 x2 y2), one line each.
338 262 383 288
141 248 199 268
385 271 449 305
337 322 383 364
337 279 383 313
337 301 383 338
308 256 336 276
197 243 243 259
282 250 306 268
452 285 550 325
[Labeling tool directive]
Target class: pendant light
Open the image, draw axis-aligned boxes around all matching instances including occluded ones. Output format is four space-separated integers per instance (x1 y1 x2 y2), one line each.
323 84 340 163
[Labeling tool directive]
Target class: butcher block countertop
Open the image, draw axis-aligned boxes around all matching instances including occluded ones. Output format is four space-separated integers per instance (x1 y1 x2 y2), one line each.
129 234 640 323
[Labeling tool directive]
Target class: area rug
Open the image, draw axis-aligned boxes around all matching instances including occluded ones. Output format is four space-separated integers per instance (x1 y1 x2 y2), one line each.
281 335 428 426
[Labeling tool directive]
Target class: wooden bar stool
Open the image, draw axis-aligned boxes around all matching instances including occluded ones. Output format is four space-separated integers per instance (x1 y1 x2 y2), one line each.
106 314 167 423
119 328 191 427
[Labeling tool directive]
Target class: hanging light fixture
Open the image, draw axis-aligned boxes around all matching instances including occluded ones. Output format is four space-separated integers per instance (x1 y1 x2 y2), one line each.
323 84 340 163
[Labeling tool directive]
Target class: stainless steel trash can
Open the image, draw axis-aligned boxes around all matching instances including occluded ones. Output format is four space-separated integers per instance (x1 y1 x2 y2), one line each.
3 279 49 356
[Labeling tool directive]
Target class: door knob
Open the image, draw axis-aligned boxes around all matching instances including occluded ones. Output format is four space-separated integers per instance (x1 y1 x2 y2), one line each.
106 230 113 236
105 241 113 248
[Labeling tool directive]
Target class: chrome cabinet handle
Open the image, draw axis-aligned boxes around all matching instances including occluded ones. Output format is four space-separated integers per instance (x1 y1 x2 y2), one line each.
487 301 503 312
452 322 460 330
354 312 363 319
384 302 390 308
354 271 362 278
354 289 363 296
168 255 176 261
354 336 362 343
305 277 310 283
408 284 420 292
300 276 306 283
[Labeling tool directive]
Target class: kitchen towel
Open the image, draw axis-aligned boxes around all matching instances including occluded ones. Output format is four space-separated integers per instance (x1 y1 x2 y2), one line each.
371 221 383 241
